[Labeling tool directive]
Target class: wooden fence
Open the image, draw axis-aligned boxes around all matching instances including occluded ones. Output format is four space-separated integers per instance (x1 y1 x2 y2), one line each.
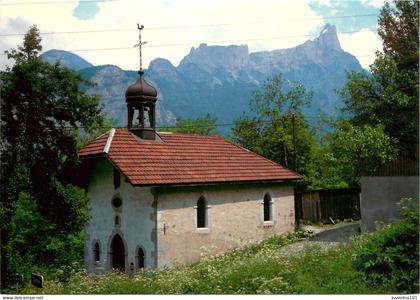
375 154 418 176
297 188 361 224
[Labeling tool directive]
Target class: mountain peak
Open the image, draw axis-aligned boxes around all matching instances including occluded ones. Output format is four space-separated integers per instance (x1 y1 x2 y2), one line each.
40 49 93 71
316 24 341 51
180 43 250 72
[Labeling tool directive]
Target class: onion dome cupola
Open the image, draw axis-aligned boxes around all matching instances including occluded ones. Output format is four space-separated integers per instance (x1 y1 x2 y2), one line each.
125 70 157 103
125 24 158 140
125 70 158 140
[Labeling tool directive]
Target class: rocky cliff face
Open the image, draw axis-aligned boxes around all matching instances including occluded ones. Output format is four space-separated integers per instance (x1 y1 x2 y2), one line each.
148 24 362 127
179 43 251 74
41 24 362 130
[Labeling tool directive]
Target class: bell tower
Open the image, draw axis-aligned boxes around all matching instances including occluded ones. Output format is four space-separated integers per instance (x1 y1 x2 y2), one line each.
125 24 158 140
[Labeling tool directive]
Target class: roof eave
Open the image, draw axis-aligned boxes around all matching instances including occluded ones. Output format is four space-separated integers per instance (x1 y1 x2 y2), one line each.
78 153 107 160
149 178 302 196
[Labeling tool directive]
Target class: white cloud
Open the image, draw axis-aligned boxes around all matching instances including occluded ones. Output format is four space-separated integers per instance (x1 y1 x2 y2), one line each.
0 0 378 70
0 0 324 70
360 0 385 8
338 28 382 69
317 0 332 6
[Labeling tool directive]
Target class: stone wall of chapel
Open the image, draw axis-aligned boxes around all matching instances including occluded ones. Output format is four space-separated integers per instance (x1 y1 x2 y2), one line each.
84 159 156 273
156 185 295 267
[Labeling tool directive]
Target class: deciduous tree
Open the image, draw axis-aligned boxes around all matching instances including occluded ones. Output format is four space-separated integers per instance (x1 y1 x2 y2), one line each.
0 25 104 287
164 113 219 136
231 74 316 183
341 0 418 159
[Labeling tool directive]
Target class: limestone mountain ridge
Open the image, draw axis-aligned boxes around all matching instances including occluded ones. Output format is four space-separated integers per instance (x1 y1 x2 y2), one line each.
40 24 363 130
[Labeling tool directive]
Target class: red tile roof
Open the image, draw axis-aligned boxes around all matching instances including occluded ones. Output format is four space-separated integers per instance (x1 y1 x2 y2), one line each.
79 129 303 186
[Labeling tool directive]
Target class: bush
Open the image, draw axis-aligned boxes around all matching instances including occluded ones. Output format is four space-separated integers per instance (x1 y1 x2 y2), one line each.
352 201 419 293
5 192 84 291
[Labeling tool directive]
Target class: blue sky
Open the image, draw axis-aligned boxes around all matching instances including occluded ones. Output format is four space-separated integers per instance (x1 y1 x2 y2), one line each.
309 0 381 32
1 0 385 70
73 1 100 20
71 0 381 26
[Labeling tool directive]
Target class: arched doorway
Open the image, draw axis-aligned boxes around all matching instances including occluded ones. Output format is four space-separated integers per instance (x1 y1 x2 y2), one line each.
137 247 145 269
110 234 125 271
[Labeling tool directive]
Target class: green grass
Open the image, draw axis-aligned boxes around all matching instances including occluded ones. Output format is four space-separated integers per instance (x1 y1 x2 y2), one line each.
21 230 396 294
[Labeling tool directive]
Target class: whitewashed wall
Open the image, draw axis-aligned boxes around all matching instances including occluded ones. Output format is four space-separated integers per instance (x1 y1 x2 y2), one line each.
84 159 156 273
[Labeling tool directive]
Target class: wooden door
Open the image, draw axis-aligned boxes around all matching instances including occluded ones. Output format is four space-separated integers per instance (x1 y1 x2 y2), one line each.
111 234 125 271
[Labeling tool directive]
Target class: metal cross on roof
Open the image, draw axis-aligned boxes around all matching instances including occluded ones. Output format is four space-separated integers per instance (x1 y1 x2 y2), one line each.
134 23 147 71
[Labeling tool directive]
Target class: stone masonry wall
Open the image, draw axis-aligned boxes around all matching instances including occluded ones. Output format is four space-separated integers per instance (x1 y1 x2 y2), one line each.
156 185 295 267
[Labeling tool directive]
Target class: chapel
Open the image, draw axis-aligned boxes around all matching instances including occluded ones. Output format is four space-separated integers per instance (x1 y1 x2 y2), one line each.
79 66 302 273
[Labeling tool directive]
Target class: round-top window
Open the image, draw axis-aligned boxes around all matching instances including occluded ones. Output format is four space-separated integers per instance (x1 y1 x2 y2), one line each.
112 197 122 208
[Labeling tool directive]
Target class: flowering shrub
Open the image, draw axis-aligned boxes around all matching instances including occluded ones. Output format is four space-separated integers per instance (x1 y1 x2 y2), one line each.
21 226 410 294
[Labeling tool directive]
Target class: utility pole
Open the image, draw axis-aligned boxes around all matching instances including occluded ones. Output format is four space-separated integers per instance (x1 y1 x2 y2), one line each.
291 112 301 228
292 112 297 171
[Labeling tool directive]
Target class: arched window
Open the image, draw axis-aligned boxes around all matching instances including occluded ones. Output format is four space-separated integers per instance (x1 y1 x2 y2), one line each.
197 196 207 228
93 242 100 262
113 167 121 189
137 247 145 269
263 194 272 221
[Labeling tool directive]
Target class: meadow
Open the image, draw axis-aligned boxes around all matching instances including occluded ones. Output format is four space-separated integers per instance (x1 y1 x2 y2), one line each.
20 205 418 295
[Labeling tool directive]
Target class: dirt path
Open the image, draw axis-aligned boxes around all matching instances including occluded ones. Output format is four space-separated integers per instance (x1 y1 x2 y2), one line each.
278 240 340 257
278 222 360 257
310 223 361 243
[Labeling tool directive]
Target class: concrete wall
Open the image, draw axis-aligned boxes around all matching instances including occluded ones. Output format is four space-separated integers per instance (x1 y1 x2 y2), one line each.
156 185 295 267
84 159 156 273
361 176 419 232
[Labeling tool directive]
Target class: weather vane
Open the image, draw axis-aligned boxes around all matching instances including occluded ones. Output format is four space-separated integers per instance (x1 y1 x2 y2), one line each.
134 24 147 71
